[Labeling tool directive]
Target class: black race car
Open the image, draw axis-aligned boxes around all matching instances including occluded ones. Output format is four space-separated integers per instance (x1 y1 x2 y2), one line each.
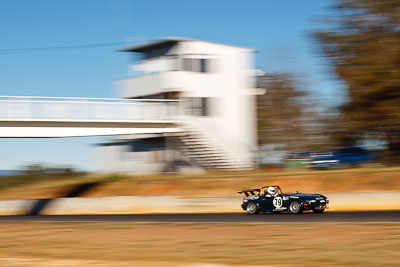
237 185 329 214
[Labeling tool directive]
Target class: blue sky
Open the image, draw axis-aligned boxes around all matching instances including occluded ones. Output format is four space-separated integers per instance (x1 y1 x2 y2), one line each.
0 0 342 171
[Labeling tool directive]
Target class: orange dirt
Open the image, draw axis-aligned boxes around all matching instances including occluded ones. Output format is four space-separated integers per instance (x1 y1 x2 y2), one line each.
0 222 399 266
1 169 400 200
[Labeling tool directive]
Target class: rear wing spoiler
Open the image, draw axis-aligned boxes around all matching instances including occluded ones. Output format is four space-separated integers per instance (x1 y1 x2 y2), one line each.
237 189 261 197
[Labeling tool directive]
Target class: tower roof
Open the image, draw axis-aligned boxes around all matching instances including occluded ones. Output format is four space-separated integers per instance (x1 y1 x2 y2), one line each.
119 37 254 53
119 37 190 53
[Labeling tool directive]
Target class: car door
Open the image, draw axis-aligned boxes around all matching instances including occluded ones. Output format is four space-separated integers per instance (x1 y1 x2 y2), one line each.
259 194 275 211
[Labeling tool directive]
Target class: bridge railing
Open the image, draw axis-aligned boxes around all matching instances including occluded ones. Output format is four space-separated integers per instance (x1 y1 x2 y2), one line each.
0 96 183 122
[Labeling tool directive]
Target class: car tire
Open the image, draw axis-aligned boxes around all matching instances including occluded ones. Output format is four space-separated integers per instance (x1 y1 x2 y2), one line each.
246 202 259 215
313 209 325 214
289 201 303 214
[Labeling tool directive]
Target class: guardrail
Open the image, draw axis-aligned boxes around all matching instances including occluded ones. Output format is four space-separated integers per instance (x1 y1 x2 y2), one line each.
0 96 183 122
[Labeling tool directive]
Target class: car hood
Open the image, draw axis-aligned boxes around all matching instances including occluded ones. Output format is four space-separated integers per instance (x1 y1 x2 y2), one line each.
284 193 326 199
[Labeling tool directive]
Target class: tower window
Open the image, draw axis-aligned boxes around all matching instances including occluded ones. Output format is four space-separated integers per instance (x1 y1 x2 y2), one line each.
181 58 211 73
187 97 212 116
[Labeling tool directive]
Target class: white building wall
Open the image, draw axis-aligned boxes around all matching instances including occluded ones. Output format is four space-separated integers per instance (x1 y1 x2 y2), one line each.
177 41 257 165
115 39 257 170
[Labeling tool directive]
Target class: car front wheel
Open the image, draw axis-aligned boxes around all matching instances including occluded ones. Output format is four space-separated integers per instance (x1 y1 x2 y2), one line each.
289 201 303 214
246 202 259 215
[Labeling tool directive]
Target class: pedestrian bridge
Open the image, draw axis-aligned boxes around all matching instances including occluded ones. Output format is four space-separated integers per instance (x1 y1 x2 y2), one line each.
0 96 183 137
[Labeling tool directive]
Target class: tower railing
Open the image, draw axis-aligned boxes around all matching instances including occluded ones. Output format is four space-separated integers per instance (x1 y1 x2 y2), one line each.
0 96 183 122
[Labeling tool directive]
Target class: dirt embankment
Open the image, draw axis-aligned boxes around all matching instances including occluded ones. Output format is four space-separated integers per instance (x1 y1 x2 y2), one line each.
1 168 400 200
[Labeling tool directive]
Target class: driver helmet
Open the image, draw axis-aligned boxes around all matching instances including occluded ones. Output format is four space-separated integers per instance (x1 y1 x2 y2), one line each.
267 186 275 195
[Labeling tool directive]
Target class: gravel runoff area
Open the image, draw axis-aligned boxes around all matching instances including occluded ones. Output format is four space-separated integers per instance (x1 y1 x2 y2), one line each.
0 221 399 266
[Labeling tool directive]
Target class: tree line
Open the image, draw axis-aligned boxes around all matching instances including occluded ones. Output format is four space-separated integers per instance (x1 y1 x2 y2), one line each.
257 0 399 163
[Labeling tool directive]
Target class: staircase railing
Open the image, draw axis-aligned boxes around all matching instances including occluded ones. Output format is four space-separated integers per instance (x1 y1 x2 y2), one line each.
178 120 252 170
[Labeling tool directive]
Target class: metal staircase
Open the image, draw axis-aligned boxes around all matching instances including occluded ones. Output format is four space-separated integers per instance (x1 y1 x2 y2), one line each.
176 124 252 171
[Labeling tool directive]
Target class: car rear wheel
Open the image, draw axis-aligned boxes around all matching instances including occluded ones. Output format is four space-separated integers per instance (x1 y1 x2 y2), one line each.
246 202 259 215
313 208 325 214
289 201 303 214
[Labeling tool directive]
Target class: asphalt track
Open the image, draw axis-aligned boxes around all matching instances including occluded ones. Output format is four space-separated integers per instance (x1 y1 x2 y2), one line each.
0 211 399 223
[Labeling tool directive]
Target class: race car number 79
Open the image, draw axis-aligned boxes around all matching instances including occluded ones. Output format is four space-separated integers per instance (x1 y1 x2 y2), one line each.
273 197 283 208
